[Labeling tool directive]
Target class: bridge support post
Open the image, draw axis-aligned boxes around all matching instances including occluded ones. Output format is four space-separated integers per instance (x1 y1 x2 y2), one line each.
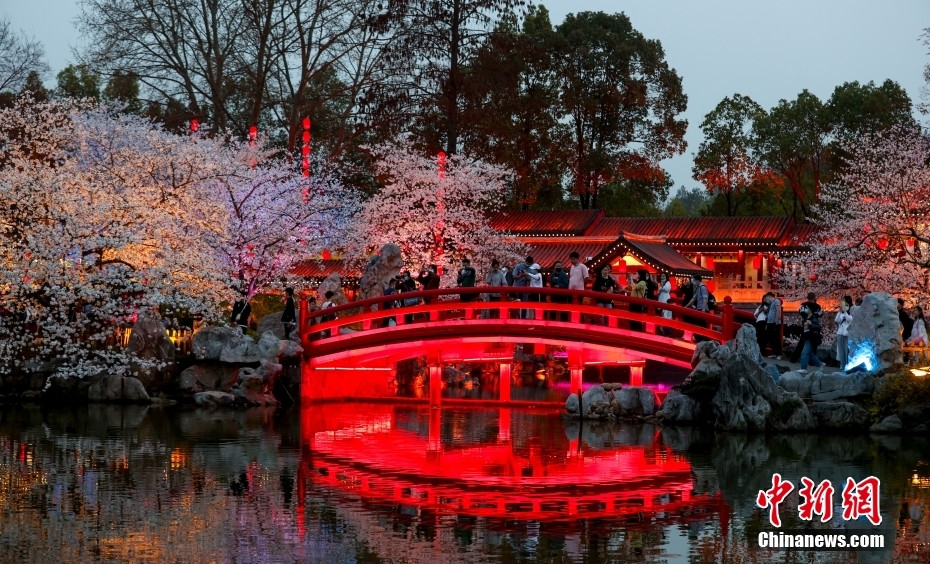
499 363 511 402
722 296 734 341
630 366 643 387
498 408 511 442
429 365 442 407
428 405 441 453
570 368 583 397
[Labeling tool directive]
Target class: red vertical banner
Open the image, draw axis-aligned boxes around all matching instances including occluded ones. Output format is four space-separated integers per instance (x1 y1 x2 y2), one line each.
301 117 311 178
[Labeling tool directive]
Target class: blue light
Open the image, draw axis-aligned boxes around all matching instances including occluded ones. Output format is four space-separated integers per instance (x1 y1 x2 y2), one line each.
845 343 876 372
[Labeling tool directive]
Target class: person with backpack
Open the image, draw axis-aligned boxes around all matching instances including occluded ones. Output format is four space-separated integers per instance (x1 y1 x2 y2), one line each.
592 265 619 325
684 275 710 342
792 292 823 372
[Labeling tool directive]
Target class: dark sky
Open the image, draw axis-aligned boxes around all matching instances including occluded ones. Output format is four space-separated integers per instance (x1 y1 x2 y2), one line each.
3 0 928 197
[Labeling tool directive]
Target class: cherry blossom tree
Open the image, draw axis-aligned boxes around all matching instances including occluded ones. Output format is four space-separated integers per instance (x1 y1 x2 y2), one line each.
776 125 930 301
350 142 526 285
0 99 231 378
209 144 358 300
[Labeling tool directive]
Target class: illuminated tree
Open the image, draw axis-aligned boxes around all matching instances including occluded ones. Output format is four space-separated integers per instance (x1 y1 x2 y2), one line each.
350 142 526 285
777 125 930 301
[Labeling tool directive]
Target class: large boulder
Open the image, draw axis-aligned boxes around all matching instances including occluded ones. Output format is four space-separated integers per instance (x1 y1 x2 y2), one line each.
712 350 815 432
565 393 580 414
88 375 151 403
317 273 348 305
280 340 304 360
255 331 286 360
127 316 175 390
616 386 661 416
580 385 610 418
776 371 814 398
256 312 287 340
809 372 874 402
686 340 730 384
732 323 763 365
870 414 903 433
808 401 870 432
659 390 702 423
358 243 405 302
192 326 241 360
219 333 259 363
846 292 902 371
194 390 235 408
176 364 239 394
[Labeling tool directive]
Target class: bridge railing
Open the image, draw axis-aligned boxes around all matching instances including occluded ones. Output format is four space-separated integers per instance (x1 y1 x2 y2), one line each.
300 287 753 350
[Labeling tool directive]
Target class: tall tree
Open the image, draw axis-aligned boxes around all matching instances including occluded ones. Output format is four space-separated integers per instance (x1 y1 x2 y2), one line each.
555 12 687 209
827 80 913 144
460 6 565 209
752 90 832 219
692 94 772 216
56 64 101 100
102 70 143 113
399 0 525 155
0 17 49 93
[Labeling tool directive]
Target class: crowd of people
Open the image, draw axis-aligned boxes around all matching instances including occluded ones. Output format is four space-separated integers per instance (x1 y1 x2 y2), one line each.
753 292 927 373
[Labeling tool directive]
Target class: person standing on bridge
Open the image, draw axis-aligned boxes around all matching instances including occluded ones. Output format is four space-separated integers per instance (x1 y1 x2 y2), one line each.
549 261 570 321
513 256 534 319
457 258 477 302
525 264 544 319
484 259 507 318
685 275 710 342
593 265 619 325
764 292 783 359
417 265 440 305
627 270 648 331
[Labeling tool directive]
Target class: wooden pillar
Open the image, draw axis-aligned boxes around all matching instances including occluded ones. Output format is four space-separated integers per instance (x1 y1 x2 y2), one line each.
756 252 764 287
570 368 583 397
630 366 643 387
429 365 442 407
722 296 734 341
499 363 511 402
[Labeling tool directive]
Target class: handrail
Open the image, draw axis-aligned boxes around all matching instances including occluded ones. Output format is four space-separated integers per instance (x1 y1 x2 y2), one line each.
300 286 750 351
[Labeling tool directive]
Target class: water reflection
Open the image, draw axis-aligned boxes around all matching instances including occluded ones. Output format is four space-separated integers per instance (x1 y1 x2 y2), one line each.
0 404 927 563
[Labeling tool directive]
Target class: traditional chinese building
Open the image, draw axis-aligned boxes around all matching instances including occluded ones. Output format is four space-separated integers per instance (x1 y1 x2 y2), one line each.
291 211 816 305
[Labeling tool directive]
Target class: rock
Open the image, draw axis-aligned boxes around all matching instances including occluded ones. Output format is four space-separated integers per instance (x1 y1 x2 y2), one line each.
776 371 813 399
660 390 702 423
764 364 781 383
280 340 303 360
580 385 609 417
88 375 151 403
231 387 278 407
256 313 287 340
732 323 763 365
601 383 622 391
21 390 42 400
615 386 661 416
870 414 903 433
193 326 242 361
317 273 348 306
443 366 468 386
255 331 286 360
565 393 580 414
194 390 235 408
638 387 660 416
127 315 175 390
176 364 239 393
219 333 259 363
808 401 870 432
809 372 873 402
912 423 930 434
358 243 405 302
711 351 815 432
846 292 902 371
257 359 282 383
177 369 205 395
685 340 730 385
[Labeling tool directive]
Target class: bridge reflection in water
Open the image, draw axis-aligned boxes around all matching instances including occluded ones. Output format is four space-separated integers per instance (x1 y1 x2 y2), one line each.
297 403 729 533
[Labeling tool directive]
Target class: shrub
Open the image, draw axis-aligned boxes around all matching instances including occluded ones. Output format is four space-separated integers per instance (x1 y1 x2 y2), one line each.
872 370 930 421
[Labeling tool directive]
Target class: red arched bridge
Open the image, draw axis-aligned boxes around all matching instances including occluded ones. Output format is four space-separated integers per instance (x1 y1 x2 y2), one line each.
299 287 753 404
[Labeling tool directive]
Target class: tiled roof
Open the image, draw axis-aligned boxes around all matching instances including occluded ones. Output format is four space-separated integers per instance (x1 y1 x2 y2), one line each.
291 259 361 280
489 210 606 236
783 224 818 247
590 233 711 278
519 239 613 269
590 217 793 245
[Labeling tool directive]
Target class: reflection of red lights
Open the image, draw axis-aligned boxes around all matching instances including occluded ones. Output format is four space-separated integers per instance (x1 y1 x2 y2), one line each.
299 403 725 524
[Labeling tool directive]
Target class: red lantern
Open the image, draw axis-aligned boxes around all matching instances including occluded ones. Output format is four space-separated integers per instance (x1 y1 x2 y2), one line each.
752 254 762 270
437 151 447 179
877 237 889 250
704 257 715 271
322 249 332 260
615 261 627 275
189 118 199 132
810 273 818 281
907 238 916 248
775 258 783 268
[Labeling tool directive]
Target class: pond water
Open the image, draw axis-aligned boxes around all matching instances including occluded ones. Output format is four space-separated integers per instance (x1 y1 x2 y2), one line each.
0 403 928 563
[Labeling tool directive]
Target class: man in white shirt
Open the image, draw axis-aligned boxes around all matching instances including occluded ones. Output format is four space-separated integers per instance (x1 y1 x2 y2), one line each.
568 252 590 291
